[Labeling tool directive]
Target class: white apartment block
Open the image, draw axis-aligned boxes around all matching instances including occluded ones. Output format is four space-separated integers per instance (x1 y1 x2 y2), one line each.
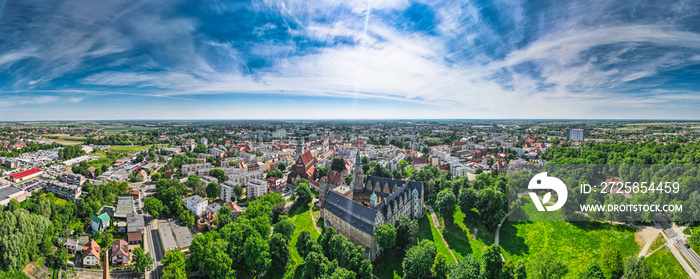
62 172 87 186
44 180 82 201
185 195 208 216
220 181 236 202
247 179 268 198
226 170 265 187
181 163 212 176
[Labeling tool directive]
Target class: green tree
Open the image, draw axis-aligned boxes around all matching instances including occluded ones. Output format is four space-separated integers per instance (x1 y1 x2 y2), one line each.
273 216 296 239
205 250 236 278
244 234 271 274
395 215 418 248
433 253 449 279
143 197 164 217
267 169 284 179
214 207 233 228
450 254 480 279
579 262 605 279
133 247 154 275
162 251 187 279
480 244 503 279
458 187 478 213
179 210 195 227
375 224 396 250
51 248 69 270
602 246 623 278
269 233 291 269
296 230 314 259
623 256 650 279
206 182 220 199
233 185 244 200
402 240 437 279
210 169 227 182
331 158 347 173
690 231 700 250
436 189 457 224
277 162 287 171
302 252 329 279
295 183 313 205
531 252 568 279
357 259 373 279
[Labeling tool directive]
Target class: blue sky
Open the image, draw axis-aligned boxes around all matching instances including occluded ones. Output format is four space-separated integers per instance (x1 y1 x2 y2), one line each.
1 0 700 120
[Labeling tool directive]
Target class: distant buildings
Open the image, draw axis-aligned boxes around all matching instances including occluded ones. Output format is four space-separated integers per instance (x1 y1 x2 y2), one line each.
62 172 86 186
182 163 212 176
185 195 208 216
9 168 42 183
247 179 268 198
565 127 584 142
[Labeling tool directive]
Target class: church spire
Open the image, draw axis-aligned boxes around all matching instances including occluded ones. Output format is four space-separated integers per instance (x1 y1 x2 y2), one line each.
352 150 364 192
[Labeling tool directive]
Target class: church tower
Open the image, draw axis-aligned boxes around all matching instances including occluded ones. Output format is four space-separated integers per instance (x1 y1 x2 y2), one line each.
352 150 364 192
295 138 305 162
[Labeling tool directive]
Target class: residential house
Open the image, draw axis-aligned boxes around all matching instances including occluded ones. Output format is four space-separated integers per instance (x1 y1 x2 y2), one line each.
185 195 208 216
91 212 110 233
110 240 129 266
82 239 101 268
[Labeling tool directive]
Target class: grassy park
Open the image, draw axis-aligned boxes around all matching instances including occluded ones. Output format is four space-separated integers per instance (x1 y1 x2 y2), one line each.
499 198 639 278
646 247 690 279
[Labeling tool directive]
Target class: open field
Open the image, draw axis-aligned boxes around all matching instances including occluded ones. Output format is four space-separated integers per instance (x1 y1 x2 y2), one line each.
646 247 690 279
263 202 319 279
374 214 456 279
104 145 153 154
437 206 493 262
45 134 88 145
648 233 666 252
500 198 639 278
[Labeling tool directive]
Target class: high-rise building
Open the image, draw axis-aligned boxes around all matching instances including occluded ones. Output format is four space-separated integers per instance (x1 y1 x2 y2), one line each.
565 128 584 142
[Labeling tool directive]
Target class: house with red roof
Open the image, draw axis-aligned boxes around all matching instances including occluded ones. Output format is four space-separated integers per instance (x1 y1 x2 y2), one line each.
82 239 101 268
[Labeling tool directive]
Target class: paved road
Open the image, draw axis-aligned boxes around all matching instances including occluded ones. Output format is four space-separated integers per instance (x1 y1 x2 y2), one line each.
655 214 700 278
145 216 164 279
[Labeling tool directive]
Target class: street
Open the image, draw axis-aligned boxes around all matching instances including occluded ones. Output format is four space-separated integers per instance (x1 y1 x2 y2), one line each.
654 214 700 278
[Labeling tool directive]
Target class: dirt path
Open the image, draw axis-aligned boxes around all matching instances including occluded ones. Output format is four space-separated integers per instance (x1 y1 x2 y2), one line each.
425 205 458 263
637 226 662 257
494 211 513 245
310 208 322 235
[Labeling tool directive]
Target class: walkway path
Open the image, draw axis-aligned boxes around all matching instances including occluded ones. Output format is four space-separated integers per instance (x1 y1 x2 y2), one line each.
310 208 322 234
494 211 513 245
425 205 457 263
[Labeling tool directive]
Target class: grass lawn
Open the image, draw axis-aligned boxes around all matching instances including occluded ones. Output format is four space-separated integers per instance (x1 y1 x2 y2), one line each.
500 198 639 278
434 206 494 262
106 145 153 154
646 247 690 279
374 214 456 278
262 202 319 279
648 233 666 253
34 257 44 267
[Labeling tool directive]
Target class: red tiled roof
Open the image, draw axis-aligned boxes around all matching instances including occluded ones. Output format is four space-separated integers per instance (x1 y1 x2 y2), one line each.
82 239 100 260
326 171 342 185
299 151 314 167
413 157 428 164
9 168 41 179
127 232 142 242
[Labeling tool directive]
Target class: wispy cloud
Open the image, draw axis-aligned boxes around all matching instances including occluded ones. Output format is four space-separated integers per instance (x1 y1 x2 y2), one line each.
1 0 700 120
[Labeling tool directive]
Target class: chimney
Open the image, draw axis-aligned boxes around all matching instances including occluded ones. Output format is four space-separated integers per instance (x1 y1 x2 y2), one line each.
103 248 109 279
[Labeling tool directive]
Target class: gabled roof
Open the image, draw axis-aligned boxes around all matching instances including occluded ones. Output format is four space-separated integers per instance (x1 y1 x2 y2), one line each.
299 151 314 166
82 239 100 259
322 191 377 235
110 240 129 257
91 212 110 224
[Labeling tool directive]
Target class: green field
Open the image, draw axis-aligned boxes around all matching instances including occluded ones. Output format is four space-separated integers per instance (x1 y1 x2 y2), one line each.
648 233 666 252
436 206 494 262
646 247 690 279
263 202 319 279
500 198 639 278
105 145 153 154
373 213 456 278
